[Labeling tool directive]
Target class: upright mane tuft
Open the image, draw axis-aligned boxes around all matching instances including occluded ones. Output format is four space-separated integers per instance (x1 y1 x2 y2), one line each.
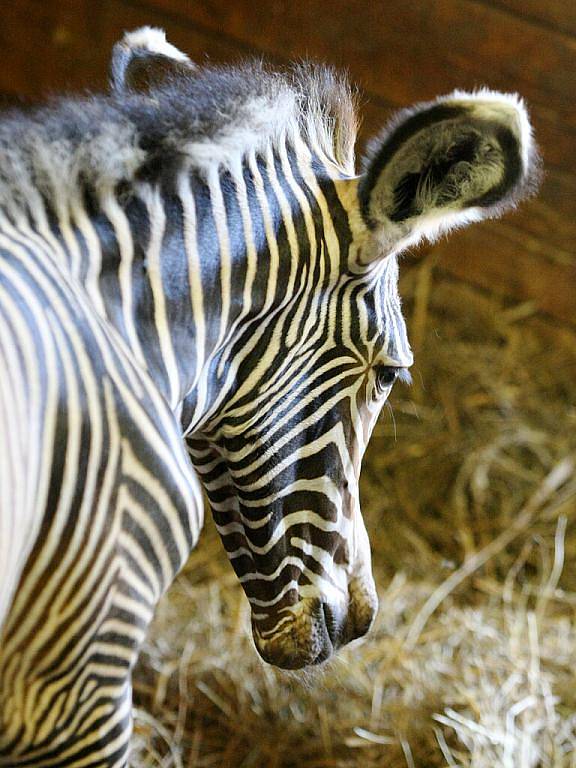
0 60 358 216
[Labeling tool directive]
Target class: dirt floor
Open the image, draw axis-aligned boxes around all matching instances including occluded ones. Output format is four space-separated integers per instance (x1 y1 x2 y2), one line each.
131 260 576 768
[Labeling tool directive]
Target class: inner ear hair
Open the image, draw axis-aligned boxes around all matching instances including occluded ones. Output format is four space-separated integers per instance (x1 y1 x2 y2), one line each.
384 117 518 223
358 91 540 260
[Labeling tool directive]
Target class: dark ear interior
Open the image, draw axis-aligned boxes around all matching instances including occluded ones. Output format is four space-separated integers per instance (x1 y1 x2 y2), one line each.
361 117 522 230
355 90 539 261
359 101 527 232
388 129 485 223
110 31 195 95
359 104 464 225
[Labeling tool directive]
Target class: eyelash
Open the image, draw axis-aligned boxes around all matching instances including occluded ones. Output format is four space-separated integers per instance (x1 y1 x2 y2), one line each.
374 366 412 392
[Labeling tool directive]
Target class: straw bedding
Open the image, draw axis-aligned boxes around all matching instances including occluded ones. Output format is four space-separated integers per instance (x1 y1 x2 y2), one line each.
131 258 576 768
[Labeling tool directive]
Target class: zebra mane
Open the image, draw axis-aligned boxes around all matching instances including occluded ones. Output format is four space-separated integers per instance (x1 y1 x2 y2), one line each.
0 60 358 215
136 59 359 173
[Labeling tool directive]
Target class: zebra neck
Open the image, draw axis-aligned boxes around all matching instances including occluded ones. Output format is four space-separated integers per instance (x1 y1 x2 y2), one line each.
0 139 356 429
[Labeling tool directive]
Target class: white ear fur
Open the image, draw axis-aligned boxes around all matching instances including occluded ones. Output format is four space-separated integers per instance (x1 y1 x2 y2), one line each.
110 27 195 95
358 89 541 263
121 27 191 62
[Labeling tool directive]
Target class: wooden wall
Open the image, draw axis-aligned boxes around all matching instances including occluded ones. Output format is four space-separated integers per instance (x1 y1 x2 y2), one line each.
1 0 574 325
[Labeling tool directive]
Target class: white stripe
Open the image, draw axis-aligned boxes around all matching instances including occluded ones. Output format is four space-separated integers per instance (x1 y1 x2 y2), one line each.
138 185 181 407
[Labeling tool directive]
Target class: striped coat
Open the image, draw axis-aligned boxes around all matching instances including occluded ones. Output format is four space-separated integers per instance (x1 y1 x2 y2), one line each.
0 27 539 766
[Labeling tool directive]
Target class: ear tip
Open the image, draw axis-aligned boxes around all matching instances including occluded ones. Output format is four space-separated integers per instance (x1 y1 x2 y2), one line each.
437 87 539 177
121 26 166 50
119 26 191 64
110 27 195 95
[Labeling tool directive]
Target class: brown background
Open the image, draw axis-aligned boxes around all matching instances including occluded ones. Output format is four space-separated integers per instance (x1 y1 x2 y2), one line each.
1 0 574 326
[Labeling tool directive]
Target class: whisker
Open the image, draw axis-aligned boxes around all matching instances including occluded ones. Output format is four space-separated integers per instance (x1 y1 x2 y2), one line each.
385 400 397 442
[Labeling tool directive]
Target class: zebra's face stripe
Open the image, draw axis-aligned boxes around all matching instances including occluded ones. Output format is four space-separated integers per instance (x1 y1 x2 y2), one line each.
188 147 412 668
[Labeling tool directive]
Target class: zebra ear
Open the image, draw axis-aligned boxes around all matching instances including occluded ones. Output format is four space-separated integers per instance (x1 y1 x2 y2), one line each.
110 27 196 95
357 90 540 261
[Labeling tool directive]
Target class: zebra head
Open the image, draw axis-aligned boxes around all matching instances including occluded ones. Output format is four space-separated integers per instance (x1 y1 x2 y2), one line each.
114 31 539 670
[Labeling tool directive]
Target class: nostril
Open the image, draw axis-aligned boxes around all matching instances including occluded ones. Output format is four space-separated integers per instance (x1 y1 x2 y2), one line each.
350 597 378 642
350 609 375 641
343 585 379 645
320 597 377 653
321 602 338 647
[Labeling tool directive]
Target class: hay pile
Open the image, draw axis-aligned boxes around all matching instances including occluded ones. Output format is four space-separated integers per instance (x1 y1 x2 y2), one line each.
131 258 576 768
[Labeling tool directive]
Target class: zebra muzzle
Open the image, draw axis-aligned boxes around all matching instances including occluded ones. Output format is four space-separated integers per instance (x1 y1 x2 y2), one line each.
251 585 378 670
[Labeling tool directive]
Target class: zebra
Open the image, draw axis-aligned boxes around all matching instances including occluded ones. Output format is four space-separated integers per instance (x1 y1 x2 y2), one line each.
0 27 539 767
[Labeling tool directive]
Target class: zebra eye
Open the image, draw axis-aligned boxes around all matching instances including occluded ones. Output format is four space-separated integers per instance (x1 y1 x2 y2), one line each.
375 365 399 392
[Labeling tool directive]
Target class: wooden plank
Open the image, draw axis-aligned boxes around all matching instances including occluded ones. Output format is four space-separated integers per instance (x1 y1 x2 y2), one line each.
430 223 576 326
143 0 576 108
0 0 96 99
0 0 256 99
488 0 576 37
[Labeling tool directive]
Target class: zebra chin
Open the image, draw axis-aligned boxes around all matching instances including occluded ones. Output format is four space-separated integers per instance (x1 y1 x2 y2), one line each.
250 579 379 670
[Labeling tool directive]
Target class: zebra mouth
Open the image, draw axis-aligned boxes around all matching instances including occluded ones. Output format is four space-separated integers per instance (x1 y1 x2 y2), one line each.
251 601 338 669
251 593 376 670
